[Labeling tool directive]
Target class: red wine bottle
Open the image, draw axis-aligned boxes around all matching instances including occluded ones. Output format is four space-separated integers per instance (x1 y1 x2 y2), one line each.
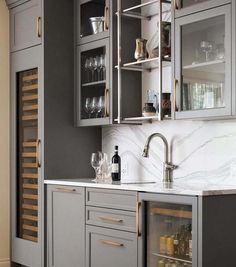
111 146 121 181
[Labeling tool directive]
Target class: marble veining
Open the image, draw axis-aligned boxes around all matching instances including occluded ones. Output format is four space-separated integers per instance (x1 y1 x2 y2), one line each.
102 119 236 186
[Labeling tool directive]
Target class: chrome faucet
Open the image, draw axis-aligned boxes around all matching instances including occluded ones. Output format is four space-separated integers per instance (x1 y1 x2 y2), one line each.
142 133 178 183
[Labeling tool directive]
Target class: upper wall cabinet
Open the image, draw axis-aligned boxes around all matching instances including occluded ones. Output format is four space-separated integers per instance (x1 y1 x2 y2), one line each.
76 0 110 45
174 0 231 18
173 3 232 119
10 0 42 52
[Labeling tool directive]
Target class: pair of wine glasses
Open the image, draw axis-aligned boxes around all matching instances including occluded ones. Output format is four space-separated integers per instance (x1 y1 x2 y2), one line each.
84 55 106 83
91 152 112 182
84 96 105 119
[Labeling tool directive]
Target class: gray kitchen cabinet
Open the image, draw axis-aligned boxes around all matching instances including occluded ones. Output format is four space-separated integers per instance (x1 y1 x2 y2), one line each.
8 0 101 266
47 185 85 267
9 0 42 52
76 0 110 45
173 3 233 120
86 226 137 267
138 192 236 267
75 0 142 127
85 188 138 267
174 0 231 18
76 38 111 126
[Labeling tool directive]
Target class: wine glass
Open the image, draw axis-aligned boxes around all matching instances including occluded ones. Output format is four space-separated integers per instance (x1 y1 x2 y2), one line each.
100 54 106 80
96 56 102 81
91 152 103 182
91 97 99 118
97 96 105 117
84 58 90 83
93 57 99 81
200 41 214 62
88 57 95 82
84 98 92 119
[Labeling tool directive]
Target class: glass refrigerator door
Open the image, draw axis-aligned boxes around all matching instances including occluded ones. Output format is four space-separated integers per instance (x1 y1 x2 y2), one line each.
145 201 195 267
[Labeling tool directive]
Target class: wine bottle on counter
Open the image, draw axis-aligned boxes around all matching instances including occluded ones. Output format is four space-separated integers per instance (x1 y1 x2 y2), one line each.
111 146 121 181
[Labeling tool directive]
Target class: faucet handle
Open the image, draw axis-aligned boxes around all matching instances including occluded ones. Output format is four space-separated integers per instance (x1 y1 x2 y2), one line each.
165 162 178 170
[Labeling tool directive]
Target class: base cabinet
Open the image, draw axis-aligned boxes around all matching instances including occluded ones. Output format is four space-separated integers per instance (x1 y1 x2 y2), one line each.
86 226 137 267
47 186 85 267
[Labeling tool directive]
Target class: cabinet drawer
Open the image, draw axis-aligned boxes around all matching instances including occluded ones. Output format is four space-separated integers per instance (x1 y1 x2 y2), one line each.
86 206 136 232
86 188 137 211
86 226 137 267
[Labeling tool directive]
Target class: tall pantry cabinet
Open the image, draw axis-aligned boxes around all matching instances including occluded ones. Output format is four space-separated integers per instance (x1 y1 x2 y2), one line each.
6 0 101 266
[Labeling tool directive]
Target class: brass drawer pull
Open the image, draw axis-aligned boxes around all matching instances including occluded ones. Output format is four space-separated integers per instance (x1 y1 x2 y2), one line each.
98 216 123 223
55 188 77 193
136 202 141 237
36 139 41 168
98 239 124 247
36 16 42 38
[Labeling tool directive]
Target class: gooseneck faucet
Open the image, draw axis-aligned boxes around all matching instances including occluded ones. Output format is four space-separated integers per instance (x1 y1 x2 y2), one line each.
142 133 178 183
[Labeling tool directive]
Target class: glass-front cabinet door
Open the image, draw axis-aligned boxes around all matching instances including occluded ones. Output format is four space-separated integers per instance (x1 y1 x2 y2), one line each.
174 4 231 119
77 0 110 45
138 193 198 267
77 38 110 126
11 46 43 267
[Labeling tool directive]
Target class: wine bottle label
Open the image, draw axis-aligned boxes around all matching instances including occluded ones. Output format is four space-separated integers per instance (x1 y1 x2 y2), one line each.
112 163 119 173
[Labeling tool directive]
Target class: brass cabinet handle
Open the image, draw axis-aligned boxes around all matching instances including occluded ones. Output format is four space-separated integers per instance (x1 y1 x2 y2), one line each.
174 0 179 10
98 239 124 247
136 202 141 237
55 188 77 193
104 5 109 30
36 139 41 168
36 17 42 38
104 88 110 117
173 79 178 112
98 216 123 223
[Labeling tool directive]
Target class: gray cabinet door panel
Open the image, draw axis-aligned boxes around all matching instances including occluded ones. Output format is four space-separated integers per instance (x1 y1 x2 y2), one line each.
11 45 43 267
86 206 136 232
174 4 232 119
86 226 137 267
86 188 137 211
10 0 42 52
47 186 85 267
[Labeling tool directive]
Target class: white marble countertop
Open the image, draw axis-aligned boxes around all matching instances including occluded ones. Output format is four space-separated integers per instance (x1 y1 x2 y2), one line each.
44 178 236 196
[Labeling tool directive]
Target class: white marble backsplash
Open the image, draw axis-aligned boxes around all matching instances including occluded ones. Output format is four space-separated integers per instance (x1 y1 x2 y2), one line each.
102 120 236 185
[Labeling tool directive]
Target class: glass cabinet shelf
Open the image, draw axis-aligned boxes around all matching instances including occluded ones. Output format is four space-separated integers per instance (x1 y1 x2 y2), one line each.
81 80 106 87
183 59 225 73
121 0 171 20
116 57 171 72
153 253 192 264
151 207 192 219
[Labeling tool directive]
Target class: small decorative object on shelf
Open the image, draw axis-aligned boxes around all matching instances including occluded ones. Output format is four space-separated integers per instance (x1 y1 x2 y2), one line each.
146 22 171 59
135 38 148 61
142 103 157 117
89 17 105 35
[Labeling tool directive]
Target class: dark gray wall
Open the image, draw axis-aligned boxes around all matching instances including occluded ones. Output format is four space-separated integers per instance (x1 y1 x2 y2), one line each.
44 0 101 179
